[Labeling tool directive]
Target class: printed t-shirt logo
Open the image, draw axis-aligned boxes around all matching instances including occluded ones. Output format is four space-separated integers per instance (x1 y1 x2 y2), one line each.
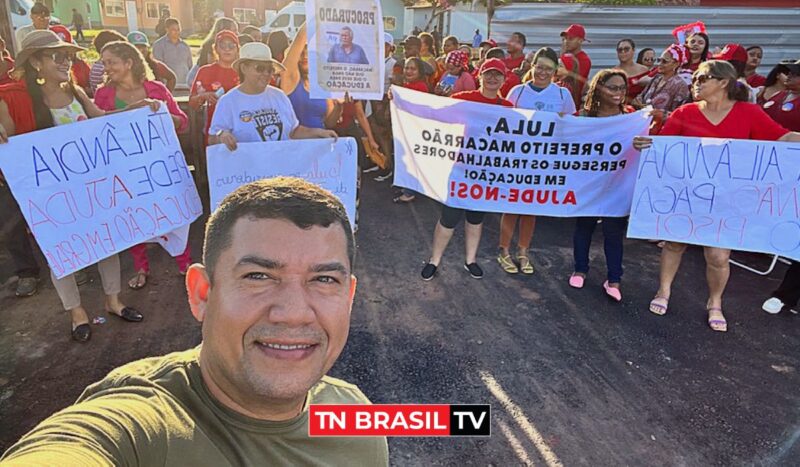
240 111 253 123
253 109 284 141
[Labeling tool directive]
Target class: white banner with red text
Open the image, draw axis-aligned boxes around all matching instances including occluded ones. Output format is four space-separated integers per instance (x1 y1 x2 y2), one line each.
0 105 202 279
627 136 800 261
390 85 652 217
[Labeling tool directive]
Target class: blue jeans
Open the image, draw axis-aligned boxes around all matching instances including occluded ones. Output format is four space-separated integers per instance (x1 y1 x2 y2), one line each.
573 217 627 283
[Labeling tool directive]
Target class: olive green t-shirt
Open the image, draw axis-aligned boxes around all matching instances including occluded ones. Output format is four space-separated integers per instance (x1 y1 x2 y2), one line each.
1 347 388 466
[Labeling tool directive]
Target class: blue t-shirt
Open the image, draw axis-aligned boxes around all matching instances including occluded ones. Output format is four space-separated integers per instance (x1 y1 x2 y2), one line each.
288 83 328 129
327 44 369 65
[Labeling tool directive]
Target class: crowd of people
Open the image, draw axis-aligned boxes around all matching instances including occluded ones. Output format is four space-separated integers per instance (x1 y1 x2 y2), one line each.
0 3 798 349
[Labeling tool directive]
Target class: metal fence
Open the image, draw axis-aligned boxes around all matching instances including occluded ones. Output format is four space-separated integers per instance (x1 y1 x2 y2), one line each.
490 3 800 75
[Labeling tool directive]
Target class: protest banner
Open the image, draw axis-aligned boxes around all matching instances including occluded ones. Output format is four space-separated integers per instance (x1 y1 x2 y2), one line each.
628 136 800 261
206 138 358 225
306 0 385 100
0 106 203 279
390 86 652 217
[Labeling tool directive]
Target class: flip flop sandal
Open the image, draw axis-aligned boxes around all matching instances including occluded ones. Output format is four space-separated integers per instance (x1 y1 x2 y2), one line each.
707 307 727 332
128 271 148 290
497 253 518 274
603 281 622 302
649 296 669 315
518 255 534 275
568 273 585 288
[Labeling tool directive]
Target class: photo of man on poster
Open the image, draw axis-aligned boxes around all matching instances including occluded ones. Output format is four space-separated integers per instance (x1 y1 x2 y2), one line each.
327 26 370 65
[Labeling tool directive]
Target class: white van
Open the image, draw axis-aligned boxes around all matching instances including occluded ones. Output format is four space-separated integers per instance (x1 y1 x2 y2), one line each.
260 1 305 40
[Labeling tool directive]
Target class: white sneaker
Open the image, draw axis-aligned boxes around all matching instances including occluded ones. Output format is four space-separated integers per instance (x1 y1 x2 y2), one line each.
762 297 784 314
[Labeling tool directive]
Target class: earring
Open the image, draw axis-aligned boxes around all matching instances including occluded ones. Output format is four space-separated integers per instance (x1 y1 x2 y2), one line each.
35 68 45 85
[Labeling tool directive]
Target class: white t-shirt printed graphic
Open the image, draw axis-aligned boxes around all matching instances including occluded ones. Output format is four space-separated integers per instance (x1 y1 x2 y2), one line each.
506 82 576 114
209 86 300 143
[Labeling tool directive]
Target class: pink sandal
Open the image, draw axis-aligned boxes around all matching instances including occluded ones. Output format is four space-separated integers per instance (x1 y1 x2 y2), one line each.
568 273 585 289
603 281 622 302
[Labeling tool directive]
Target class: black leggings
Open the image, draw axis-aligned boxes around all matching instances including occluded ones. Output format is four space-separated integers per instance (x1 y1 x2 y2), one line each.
440 205 485 229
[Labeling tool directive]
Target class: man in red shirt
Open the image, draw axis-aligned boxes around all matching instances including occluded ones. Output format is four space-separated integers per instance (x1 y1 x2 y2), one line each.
504 32 526 72
560 24 592 96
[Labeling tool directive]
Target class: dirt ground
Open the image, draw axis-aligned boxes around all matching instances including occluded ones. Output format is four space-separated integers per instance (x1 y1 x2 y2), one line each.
1 176 798 466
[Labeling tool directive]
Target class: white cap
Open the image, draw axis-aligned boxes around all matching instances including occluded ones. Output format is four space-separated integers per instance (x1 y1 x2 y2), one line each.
384 33 394 46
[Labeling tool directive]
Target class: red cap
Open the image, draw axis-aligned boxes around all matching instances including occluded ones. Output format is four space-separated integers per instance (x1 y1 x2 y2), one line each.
479 39 497 48
561 24 589 42
215 30 240 46
714 43 747 63
479 58 507 75
49 25 73 44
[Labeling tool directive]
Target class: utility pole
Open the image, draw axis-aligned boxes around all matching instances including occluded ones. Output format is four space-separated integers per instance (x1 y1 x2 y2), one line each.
0 0 15 56
486 0 494 39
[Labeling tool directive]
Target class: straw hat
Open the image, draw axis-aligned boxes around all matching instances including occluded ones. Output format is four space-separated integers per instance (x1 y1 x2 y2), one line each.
15 30 85 69
232 42 286 73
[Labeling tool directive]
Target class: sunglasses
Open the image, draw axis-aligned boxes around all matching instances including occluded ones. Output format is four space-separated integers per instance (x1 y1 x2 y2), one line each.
617 46 632 53
654 58 674 65
217 41 238 51
44 51 74 65
248 62 273 74
602 84 627 93
692 74 722 85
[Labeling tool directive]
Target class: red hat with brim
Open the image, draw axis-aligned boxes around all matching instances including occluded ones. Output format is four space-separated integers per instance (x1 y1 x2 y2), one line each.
714 43 747 63
479 39 497 48
560 24 590 43
215 30 240 46
479 58 507 75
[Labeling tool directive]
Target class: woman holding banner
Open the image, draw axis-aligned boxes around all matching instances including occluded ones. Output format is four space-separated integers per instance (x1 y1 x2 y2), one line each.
420 58 513 281
0 31 153 341
570 69 633 301
633 60 800 332
497 47 575 276
94 41 191 290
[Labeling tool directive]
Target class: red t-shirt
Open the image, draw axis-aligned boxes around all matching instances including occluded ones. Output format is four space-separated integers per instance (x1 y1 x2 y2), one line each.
452 90 513 107
574 50 592 95
660 102 789 140
0 56 14 85
191 63 240 135
403 80 430 93
499 70 520 99
762 90 800 132
746 73 767 88
504 54 525 72
71 59 91 93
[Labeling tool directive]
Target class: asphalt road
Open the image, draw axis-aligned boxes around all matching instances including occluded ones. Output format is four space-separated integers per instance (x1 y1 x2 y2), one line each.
1 176 798 465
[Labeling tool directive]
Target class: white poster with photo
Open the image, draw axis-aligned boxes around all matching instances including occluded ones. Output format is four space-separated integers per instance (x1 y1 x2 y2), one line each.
306 0 385 100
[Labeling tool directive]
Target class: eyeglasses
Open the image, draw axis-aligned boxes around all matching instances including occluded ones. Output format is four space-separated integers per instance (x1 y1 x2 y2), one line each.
602 84 627 93
217 41 238 51
249 63 273 74
654 58 674 65
44 51 74 65
617 46 632 53
692 74 722 85
533 65 555 74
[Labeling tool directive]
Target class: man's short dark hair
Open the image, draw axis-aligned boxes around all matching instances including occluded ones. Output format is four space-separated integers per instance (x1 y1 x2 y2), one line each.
203 177 355 280
165 18 180 29
31 3 50 16
511 32 527 46
486 47 505 60
93 29 127 53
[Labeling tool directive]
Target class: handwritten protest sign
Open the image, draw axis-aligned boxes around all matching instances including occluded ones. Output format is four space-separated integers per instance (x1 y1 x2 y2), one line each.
628 136 800 261
391 86 652 217
306 0 384 100
206 138 358 224
0 106 202 279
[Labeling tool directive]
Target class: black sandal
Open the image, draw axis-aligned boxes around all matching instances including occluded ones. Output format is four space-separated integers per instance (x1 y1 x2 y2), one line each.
108 307 144 322
71 323 91 342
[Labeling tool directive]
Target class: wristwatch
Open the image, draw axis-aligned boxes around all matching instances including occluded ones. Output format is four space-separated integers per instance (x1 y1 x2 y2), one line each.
214 129 227 137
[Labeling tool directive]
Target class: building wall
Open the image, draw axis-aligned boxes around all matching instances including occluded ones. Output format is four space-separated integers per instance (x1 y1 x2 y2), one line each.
223 0 293 26
99 0 193 33
45 0 102 27
381 0 405 42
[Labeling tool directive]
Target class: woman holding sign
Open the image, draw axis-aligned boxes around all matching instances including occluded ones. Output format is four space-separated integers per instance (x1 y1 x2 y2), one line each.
497 47 575 276
420 58 513 281
570 69 633 301
0 31 154 341
633 60 800 332
94 41 191 290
